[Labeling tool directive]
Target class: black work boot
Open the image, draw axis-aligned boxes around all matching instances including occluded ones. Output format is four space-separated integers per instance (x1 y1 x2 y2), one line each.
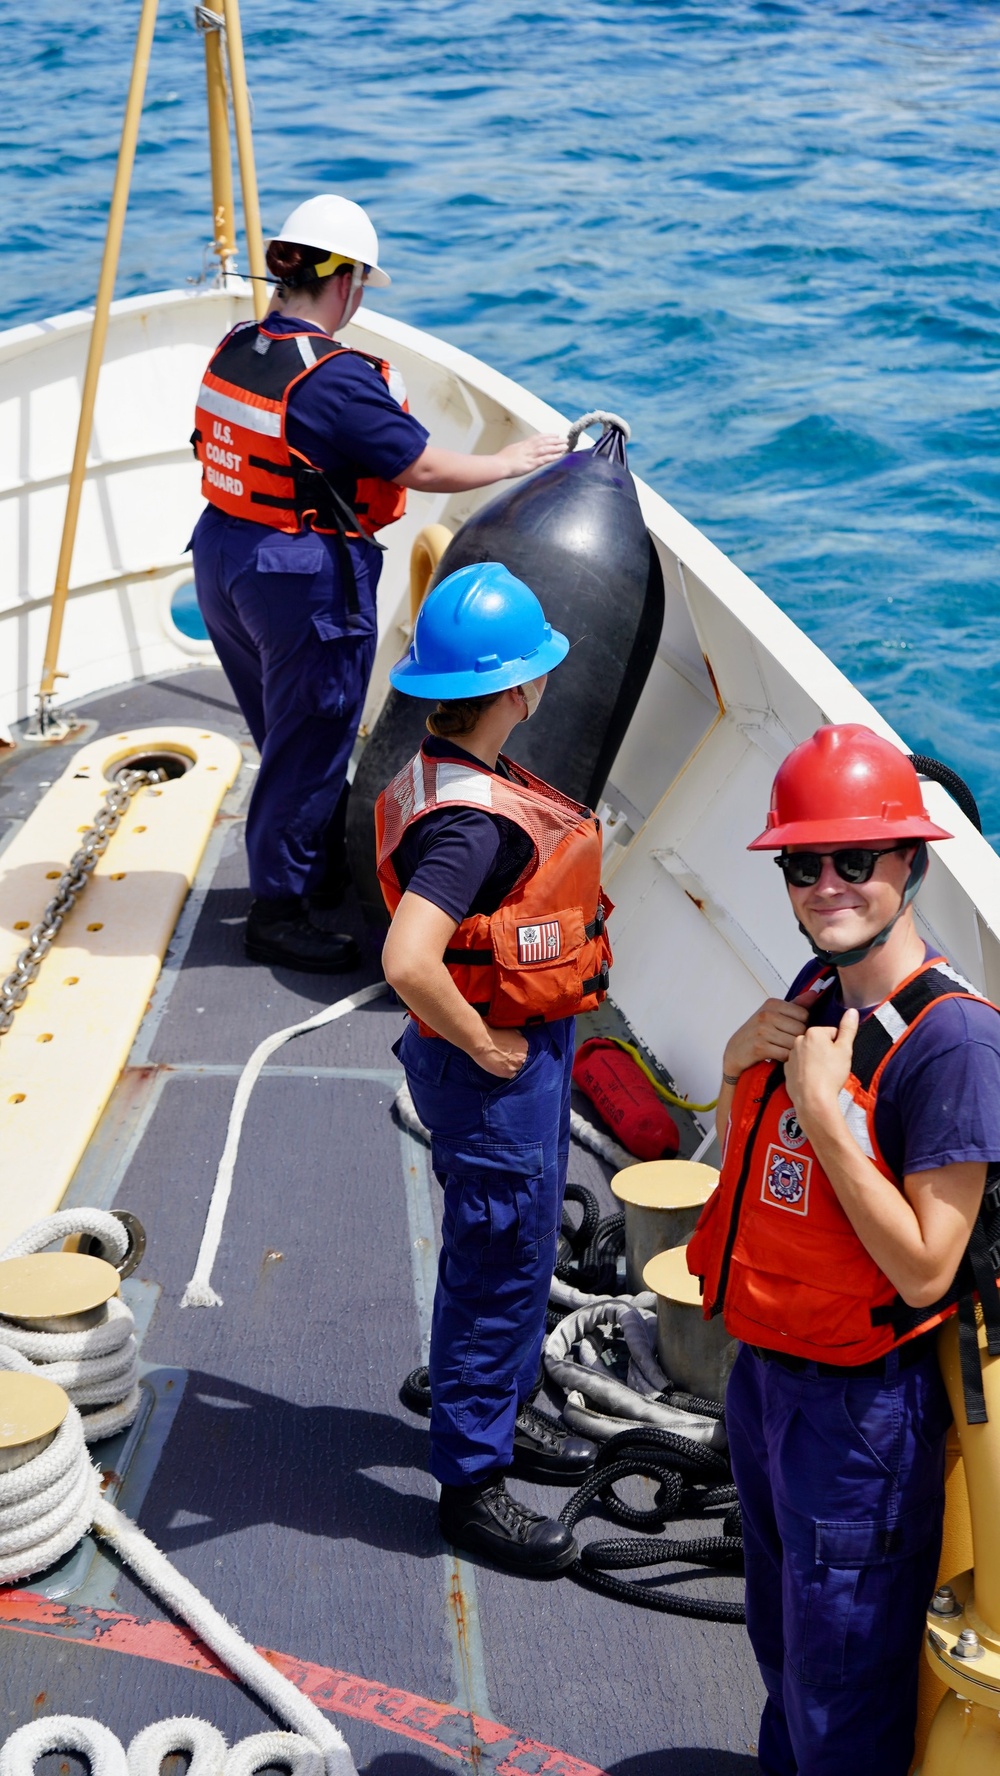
510 1400 597 1484
438 1476 577 1576
244 897 360 974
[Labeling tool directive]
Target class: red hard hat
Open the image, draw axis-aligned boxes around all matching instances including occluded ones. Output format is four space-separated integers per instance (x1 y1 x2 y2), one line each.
748 724 953 850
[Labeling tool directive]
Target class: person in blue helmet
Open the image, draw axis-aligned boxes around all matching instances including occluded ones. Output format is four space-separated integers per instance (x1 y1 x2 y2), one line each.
375 563 614 1574
190 195 565 973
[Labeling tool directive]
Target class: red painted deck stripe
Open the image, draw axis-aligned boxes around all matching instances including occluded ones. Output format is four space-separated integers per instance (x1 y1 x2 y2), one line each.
0 1590 607 1776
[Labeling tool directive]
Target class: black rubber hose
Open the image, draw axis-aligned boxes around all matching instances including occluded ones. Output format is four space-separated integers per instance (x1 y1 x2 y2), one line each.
910 755 982 832
595 1424 730 1480
560 1430 745 1621
399 1366 432 1416
697 1481 740 1511
561 1182 601 1258
566 1558 745 1622
593 1458 685 1530
661 1388 726 1421
581 1533 743 1573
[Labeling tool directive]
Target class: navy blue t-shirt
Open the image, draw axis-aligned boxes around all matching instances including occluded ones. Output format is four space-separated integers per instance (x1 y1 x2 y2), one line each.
393 739 535 922
193 314 430 637
788 947 1000 1182
268 314 430 505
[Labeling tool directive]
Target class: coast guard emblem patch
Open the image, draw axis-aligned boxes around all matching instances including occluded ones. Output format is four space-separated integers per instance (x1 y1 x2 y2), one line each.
517 920 561 964
762 1143 811 1215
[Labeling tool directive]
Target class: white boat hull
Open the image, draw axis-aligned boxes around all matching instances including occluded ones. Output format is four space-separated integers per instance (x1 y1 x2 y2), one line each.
3 283 999 1123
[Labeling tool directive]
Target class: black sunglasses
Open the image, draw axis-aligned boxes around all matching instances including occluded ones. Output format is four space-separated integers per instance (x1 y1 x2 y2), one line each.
775 844 910 888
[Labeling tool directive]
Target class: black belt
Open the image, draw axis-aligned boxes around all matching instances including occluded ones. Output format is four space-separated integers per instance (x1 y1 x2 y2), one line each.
750 1330 938 1380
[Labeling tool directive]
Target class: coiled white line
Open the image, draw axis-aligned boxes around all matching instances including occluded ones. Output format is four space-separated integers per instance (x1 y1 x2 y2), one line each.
0 1210 140 1442
0 1718 327 1776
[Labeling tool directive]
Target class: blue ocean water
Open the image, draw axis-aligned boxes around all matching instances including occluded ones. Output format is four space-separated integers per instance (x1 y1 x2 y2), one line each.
4 1 1000 837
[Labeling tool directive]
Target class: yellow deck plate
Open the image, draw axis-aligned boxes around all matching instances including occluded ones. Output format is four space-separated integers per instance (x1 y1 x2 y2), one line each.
611 1158 719 1209
643 1243 704 1305
0 726 242 1246
0 1371 68 1450
0 1253 120 1321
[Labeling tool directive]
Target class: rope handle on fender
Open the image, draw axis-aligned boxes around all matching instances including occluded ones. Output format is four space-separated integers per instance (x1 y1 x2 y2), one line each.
566 410 632 451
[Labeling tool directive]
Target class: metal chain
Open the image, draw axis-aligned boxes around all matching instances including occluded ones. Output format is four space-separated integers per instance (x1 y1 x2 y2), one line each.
0 768 166 1040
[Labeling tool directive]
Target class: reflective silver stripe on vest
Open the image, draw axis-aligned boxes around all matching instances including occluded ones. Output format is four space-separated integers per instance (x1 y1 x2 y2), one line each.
838 1087 875 1160
435 763 494 808
934 961 984 999
296 334 318 368
197 383 282 436
410 755 426 816
874 1002 908 1043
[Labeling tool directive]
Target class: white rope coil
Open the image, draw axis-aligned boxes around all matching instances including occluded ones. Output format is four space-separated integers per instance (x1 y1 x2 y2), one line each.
394 1079 634 1174
544 1296 728 1449
182 983 389 1307
566 409 632 450
0 1719 328 1776
0 1212 139 1442
0 1346 100 1583
0 1344 357 1771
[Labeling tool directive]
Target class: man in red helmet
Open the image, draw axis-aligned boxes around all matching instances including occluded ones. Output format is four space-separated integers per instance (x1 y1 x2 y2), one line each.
688 723 1000 1776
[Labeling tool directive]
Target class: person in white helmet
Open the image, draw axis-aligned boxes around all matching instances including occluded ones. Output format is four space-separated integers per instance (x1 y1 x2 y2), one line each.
190 194 565 973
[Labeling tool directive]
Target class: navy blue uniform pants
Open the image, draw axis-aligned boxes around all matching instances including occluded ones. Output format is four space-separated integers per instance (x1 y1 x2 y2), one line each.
398 1016 575 1486
191 507 379 900
726 1341 951 1776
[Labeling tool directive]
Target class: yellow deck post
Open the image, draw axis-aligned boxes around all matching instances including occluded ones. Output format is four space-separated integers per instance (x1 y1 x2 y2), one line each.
35 0 160 728
222 0 267 319
200 7 237 276
919 1314 1000 1774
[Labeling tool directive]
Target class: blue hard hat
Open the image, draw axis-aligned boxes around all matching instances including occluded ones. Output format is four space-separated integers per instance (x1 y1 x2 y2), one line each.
390 562 570 701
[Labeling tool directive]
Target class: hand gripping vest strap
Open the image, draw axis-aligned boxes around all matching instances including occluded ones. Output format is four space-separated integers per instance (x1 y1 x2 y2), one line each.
375 746 613 1031
689 956 1000 1416
192 321 408 612
843 959 1000 1419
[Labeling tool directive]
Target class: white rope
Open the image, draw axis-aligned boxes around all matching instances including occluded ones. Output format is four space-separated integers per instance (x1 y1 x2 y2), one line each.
2 1208 129 1265
0 1346 357 1771
0 1719 328 1776
544 1297 728 1449
126 1718 228 1776
0 1213 140 1442
0 1347 100 1582
181 983 389 1307
92 1501 355 1775
393 1078 635 1174
566 409 632 451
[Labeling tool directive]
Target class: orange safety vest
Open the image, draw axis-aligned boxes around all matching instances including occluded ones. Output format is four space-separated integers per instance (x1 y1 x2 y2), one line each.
193 320 408 539
376 745 613 1035
687 955 1000 1366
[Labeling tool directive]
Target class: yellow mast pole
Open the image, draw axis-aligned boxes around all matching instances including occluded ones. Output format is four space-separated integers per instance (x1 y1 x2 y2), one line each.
36 0 160 731
222 0 267 319
198 7 236 276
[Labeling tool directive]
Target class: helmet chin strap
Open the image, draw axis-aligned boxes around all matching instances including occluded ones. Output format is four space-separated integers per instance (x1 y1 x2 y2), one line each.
798 842 929 970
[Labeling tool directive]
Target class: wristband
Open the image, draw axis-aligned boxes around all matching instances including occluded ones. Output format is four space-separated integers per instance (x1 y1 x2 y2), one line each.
722 1072 740 1087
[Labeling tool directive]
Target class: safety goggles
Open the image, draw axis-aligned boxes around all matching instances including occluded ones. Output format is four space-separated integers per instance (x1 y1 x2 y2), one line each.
775 843 911 888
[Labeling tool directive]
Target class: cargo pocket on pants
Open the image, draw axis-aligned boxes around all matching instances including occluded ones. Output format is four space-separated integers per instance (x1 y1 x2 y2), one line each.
795 1503 941 1687
432 1138 546 1267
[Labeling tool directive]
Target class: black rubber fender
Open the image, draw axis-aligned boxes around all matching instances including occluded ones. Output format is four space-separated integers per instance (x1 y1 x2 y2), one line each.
347 421 665 923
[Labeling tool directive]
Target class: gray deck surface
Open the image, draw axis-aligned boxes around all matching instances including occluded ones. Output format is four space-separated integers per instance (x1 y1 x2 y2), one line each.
0 670 762 1775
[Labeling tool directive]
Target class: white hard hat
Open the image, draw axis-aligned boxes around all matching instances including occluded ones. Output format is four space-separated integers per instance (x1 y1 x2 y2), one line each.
269 194 391 287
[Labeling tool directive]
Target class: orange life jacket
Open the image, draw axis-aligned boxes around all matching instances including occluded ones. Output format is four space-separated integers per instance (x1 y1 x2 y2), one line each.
193 320 408 539
687 955 1000 1367
376 745 613 1035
